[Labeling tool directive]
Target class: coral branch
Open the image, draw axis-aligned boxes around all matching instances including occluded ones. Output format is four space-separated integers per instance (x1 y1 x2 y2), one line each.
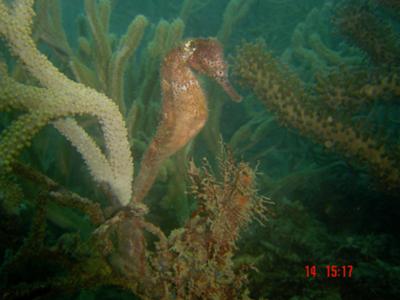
233 40 400 188
108 15 148 114
334 1 400 65
12 162 105 225
0 0 133 205
218 0 255 43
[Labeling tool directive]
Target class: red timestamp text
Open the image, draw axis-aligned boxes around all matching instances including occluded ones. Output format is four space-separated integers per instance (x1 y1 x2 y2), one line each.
305 265 353 278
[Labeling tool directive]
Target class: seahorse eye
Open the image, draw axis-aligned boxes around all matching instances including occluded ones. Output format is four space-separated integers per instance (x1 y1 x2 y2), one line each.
216 70 225 77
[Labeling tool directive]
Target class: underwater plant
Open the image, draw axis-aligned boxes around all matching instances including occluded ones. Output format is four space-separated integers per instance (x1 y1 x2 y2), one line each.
231 1 400 298
232 0 400 190
1 0 400 299
0 0 270 299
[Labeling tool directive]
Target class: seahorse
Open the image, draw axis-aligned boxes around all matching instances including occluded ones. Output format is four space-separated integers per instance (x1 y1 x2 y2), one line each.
131 38 241 204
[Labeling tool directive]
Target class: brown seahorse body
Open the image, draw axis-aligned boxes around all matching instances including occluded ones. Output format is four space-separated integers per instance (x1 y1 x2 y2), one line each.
131 38 241 204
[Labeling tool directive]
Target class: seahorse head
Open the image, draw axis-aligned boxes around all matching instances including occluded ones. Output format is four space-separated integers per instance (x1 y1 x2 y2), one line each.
186 38 242 102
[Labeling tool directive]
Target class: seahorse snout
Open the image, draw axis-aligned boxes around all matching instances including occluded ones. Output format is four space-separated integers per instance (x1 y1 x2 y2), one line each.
214 75 242 102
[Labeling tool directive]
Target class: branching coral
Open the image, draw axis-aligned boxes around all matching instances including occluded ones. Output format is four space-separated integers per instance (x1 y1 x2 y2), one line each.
2 0 398 299
315 66 400 110
217 0 256 44
0 0 133 205
281 2 364 79
376 0 400 20
324 0 400 131
75 0 149 114
334 0 400 65
281 0 400 109
233 40 400 189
